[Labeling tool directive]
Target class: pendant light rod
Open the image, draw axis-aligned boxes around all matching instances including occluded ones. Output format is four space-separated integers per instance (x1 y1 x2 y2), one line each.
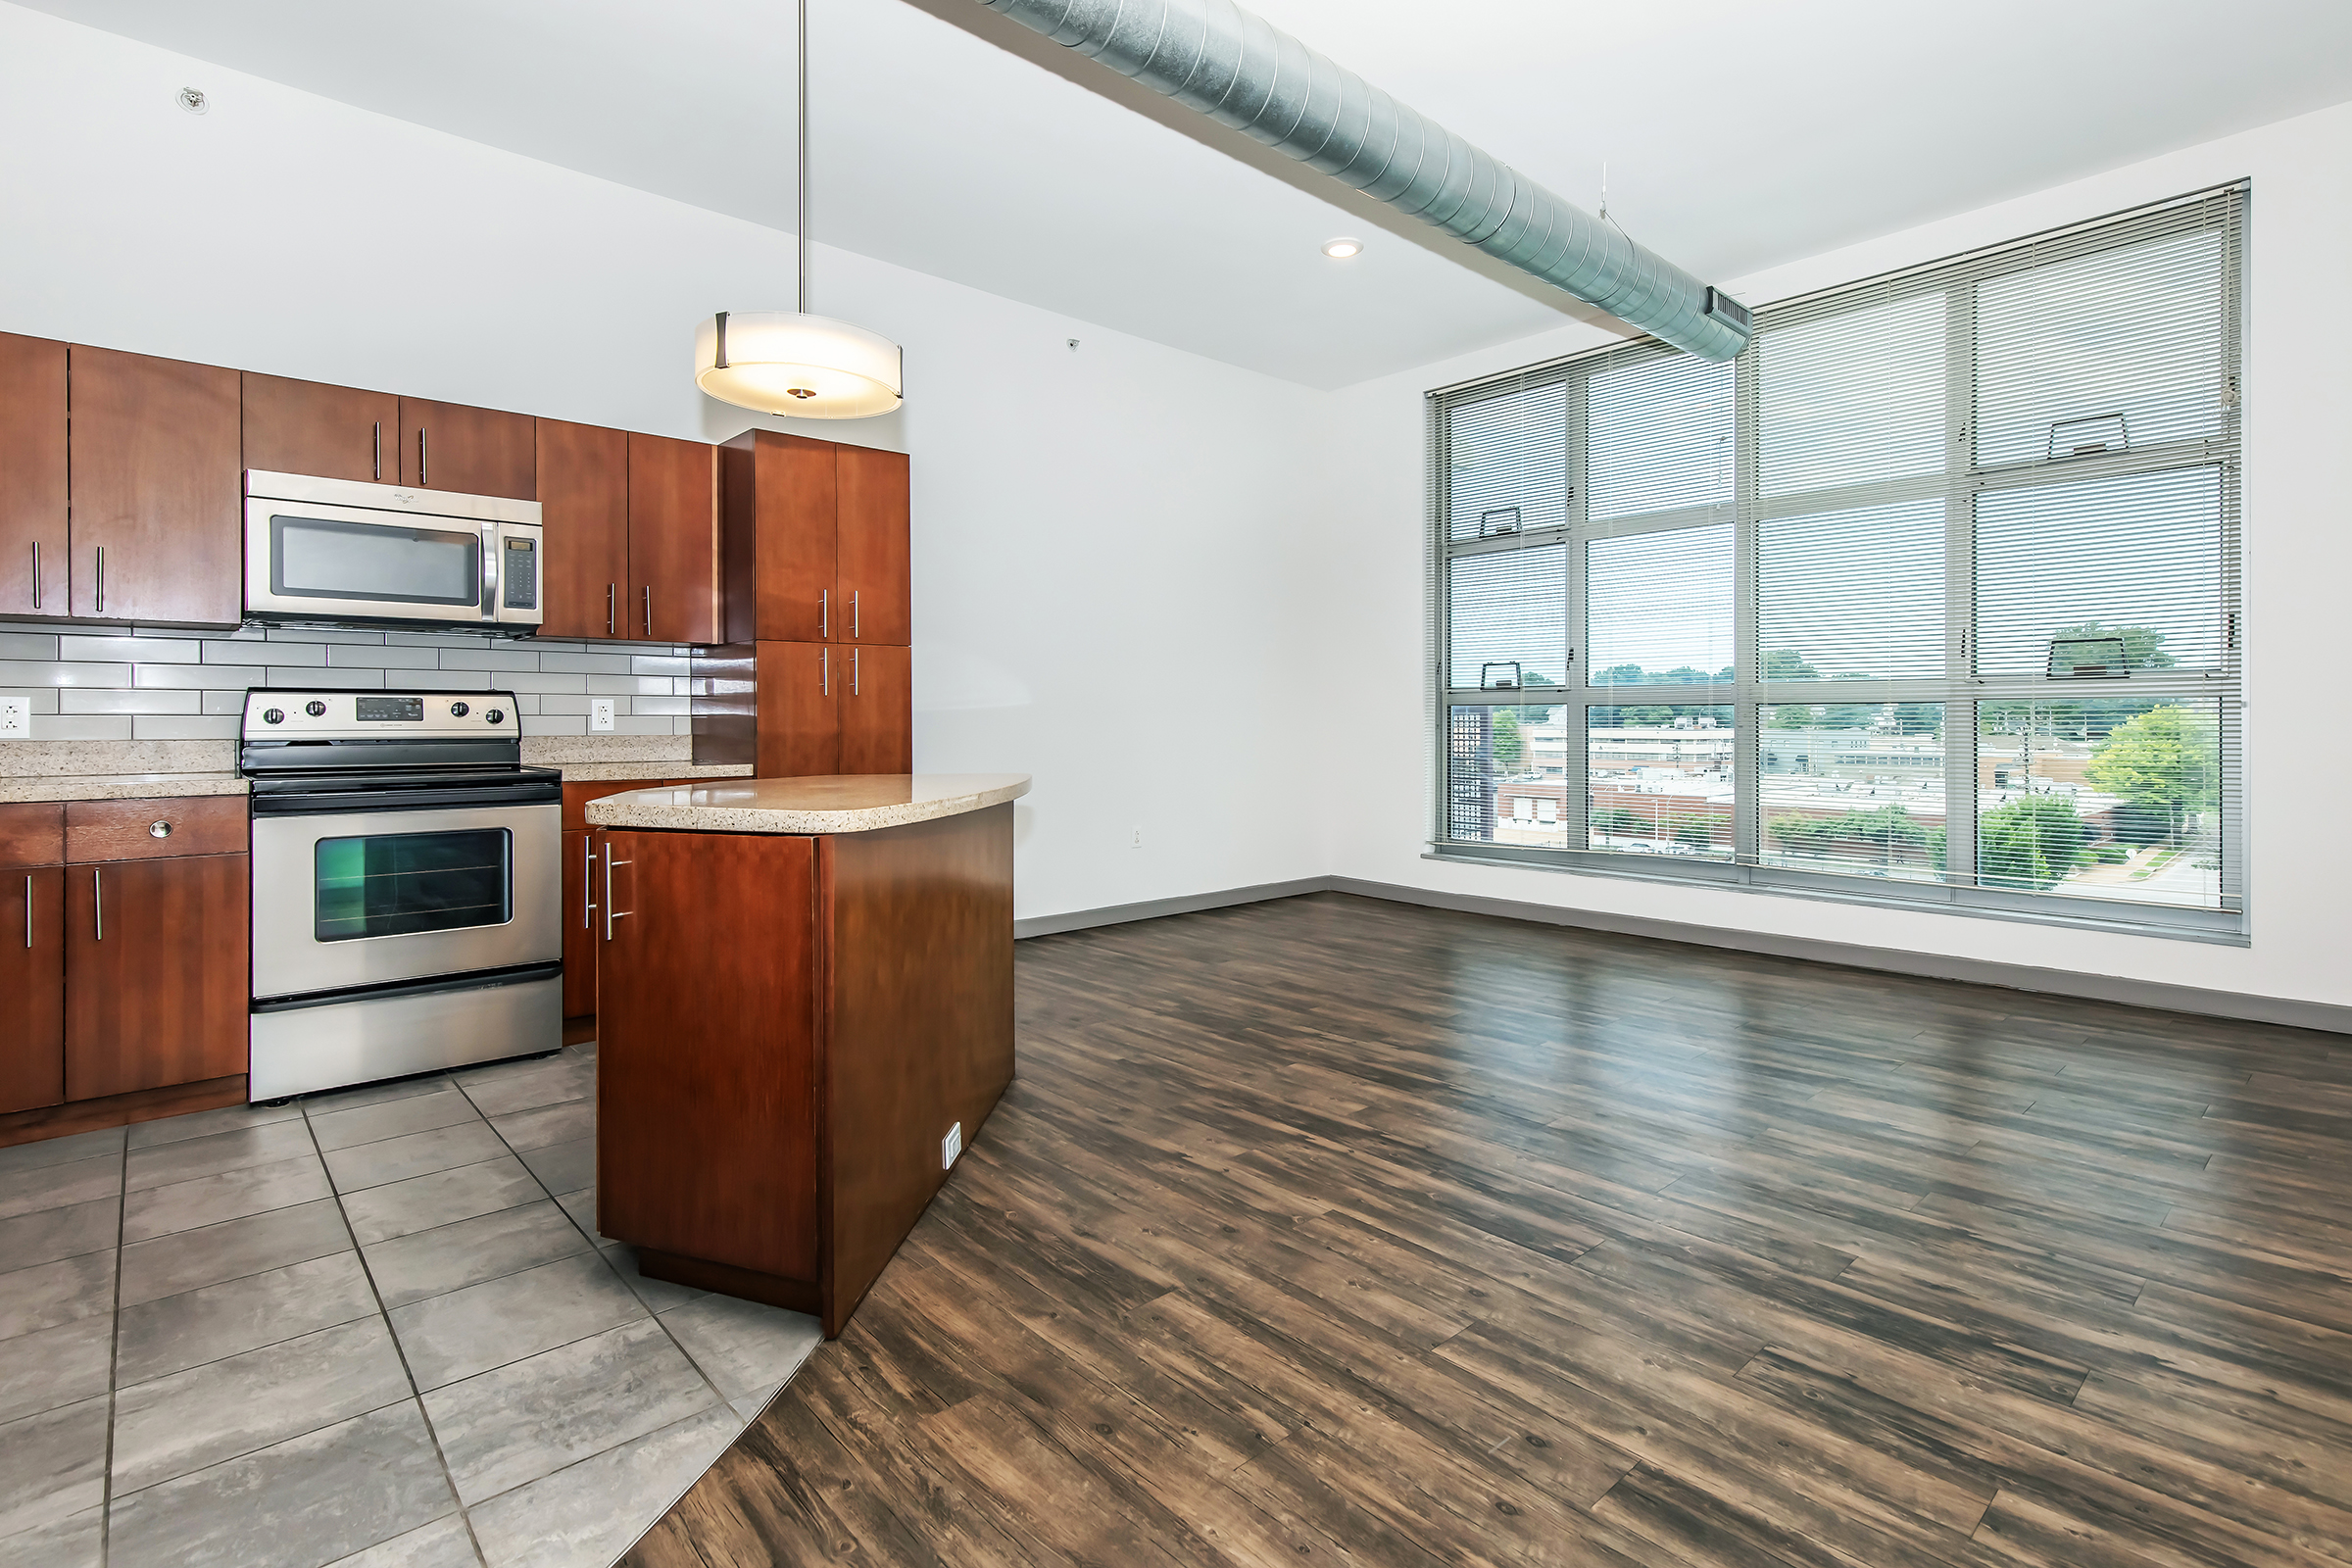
797 0 809 317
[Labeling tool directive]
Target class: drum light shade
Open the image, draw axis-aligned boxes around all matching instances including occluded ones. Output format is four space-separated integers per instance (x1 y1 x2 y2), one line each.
694 311 904 419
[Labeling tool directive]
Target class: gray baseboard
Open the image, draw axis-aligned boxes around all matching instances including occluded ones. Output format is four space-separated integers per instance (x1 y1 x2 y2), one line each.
1018 872 2352 1035
1013 877 1331 940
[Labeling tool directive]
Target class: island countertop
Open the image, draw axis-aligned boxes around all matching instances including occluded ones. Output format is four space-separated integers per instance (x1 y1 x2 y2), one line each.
584 772 1030 835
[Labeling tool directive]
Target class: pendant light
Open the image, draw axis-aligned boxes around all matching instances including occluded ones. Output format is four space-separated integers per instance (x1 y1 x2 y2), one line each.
695 0 903 418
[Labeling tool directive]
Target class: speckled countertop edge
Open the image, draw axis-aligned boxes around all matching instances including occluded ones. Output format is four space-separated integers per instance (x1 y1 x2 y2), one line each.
0 773 250 804
553 762 756 782
586 776 1030 835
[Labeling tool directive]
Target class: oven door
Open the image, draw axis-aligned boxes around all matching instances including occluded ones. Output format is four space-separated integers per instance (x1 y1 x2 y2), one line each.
251 802 561 1000
243 495 544 629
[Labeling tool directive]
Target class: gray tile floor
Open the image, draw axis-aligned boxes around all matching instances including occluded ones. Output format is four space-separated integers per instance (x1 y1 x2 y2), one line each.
0 1043 823 1568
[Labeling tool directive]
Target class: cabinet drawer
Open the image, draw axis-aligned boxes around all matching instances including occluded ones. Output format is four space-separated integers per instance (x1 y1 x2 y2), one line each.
0 803 66 868
66 797 248 862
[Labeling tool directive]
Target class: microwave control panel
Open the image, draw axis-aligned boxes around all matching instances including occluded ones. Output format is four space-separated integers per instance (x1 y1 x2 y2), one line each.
502 537 538 612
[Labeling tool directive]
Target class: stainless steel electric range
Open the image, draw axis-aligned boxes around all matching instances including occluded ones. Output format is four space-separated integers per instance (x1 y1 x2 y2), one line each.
242 687 564 1102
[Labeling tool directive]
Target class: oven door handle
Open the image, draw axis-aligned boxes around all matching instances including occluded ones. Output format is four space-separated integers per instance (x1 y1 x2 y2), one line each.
250 783 562 815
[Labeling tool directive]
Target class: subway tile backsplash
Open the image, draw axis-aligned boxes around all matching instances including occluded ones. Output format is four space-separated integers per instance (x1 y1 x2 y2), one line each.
0 621 697 742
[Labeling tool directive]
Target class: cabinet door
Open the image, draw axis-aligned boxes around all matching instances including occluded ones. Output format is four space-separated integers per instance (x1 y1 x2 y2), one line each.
752 434 836 644
562 829 598 1018
400 398 536 500
628 434 718 644
68 347 242 625
0 333 69 620
241 372 398 484
66 855 250 1100
538 420 630 639
597 828 819 1282
834 443 910 645
755 641 840 778
0 866 65 1114
837 643 912 775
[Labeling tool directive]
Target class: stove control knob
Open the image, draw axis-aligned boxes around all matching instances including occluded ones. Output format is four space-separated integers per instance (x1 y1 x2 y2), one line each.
304 700 328 717
262 708 285 725
484 708 506 725
449 702 469 717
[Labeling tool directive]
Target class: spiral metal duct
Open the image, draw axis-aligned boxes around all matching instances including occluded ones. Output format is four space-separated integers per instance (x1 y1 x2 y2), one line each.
973 0 1753 361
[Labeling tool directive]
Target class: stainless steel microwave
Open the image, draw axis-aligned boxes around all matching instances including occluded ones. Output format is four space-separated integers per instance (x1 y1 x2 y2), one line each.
244 470 544 631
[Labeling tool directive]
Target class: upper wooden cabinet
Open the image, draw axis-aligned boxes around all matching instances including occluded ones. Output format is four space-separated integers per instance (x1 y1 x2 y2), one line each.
0 333 69 620
68 346 242 626
719 430 908 646
835 445 910 646
400 397 535 500
628 433 719 644
241 372 398 484
537 419 630 639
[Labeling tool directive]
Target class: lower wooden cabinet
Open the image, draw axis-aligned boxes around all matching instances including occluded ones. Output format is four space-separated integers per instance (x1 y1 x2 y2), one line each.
751 641 912 778
65 853 250 1100
0 798 250 1113
0 866 65 1114
559 781 710 1022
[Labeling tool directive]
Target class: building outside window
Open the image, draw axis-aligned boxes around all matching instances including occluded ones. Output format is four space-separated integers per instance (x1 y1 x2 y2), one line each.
1431 185 2244 939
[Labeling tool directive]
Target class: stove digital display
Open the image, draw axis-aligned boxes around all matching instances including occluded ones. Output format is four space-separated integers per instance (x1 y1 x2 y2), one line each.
355 697 425 722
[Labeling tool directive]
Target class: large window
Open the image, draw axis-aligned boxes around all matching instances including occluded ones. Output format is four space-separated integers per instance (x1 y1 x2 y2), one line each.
1432 186 2243 938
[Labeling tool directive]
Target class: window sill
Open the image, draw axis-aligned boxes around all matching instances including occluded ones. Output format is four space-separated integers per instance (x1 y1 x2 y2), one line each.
1424 844 2250 946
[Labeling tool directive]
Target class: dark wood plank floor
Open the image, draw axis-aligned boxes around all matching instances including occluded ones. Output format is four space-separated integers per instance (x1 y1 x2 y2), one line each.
627 891 2352 1567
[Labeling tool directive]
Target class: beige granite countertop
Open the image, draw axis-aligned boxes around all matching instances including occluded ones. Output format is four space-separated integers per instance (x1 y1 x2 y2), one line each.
552 761 755 782
586 773 1030 835
0 771 249 804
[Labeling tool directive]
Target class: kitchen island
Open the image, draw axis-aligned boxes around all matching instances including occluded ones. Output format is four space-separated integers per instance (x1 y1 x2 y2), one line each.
585 773 1028 1336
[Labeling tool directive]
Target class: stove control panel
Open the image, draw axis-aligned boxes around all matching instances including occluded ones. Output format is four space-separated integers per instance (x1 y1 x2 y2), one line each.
242 689 518 739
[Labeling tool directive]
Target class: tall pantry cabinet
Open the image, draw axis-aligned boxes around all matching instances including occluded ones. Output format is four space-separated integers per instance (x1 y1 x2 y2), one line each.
697 431 911 776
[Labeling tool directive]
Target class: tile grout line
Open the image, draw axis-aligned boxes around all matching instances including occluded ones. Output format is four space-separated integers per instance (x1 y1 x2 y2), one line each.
296 1084 493 1568
101 1126 127 1568
449 1050 747 1424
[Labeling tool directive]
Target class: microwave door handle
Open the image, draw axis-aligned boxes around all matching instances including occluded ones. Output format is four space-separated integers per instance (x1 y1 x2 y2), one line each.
480 525 498 622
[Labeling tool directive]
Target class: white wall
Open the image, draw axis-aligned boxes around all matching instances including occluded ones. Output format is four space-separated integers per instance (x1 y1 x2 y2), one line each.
0 2 1330 922
1317 97 2352 1012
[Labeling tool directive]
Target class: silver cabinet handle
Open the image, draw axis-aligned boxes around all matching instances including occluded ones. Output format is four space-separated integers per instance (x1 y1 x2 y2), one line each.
94 546 105 614
606 583 615 637
581 837 596 928
23 874 29 949
852 648 860 697
91 866 101 942
853 590 859 639
642 585 652 639
372 420 382 481
28 542 39 611
603 853 631 942
820 647 829 697
418 427 428 486
819 588 828 638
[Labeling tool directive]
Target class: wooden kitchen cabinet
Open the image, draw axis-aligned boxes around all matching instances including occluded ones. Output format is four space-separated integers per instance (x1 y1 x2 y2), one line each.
67 346 243 625
241 372 399 484
753 641 840 777
595 798 1013 1336
0 332 69 620
835 443 910 646
558 780 714 1021
400 397 536 500
65 851 250 1101
628 433 720 644
0 804 68 1116
537 420 630 639
838 643 912 774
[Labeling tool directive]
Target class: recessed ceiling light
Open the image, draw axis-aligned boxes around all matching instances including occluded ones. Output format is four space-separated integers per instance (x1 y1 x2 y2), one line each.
1322 237 1363 260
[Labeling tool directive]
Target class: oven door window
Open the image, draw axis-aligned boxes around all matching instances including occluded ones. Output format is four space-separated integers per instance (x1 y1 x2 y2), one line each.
316 829 512 942
272 514 481 606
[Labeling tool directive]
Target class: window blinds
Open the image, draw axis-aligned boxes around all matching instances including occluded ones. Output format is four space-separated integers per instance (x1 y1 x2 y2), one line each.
1432 184 2244 935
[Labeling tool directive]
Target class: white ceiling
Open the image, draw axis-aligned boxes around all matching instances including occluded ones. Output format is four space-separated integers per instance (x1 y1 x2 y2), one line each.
19 0 2352 388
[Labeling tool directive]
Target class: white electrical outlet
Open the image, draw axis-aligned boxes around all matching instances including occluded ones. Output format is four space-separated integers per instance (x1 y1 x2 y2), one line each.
0 697 27 739
942 1121 963 1170
589 698 616 732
